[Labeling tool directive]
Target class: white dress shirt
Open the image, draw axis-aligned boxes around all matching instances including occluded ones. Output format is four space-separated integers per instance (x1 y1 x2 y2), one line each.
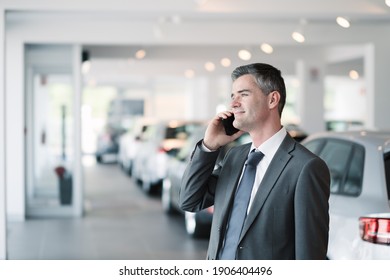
201 127 287 213
246 127 286 212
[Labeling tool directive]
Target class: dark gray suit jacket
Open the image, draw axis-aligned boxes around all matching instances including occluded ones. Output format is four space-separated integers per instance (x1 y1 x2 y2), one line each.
179 134 330 260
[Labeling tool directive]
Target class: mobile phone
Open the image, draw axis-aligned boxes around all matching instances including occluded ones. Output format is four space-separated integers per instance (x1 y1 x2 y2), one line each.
222 115 239 136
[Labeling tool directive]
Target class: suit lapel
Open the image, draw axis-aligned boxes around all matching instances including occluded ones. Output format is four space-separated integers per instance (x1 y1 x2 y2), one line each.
239 135 295 240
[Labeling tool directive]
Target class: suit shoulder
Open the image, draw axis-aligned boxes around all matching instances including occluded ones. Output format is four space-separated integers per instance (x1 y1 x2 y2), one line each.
284 135 324 162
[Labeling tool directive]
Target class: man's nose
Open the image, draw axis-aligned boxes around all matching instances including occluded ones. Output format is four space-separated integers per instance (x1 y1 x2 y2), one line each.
231 96 240 107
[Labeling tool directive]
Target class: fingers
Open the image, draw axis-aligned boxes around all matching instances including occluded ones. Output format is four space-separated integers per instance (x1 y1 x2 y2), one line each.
203 111 241 150
216 111 233 120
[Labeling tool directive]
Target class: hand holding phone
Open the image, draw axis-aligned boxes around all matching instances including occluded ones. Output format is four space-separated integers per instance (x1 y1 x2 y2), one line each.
221 115 239 136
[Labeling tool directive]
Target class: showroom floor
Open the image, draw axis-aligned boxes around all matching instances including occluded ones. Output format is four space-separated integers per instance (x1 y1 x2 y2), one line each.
6 157 208 260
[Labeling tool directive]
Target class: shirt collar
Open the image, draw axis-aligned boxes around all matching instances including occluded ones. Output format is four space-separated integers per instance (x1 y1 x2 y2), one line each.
250 126 287 158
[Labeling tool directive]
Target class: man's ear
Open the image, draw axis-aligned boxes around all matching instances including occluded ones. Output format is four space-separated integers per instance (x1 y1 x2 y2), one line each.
268 91 280 109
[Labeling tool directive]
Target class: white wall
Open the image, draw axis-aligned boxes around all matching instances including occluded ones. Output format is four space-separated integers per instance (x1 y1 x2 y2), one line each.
0 7 7 260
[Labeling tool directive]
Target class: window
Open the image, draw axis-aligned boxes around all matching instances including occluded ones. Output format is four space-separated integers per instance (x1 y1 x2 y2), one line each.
343 145 364 196
304 138 364 196
304 139 325 154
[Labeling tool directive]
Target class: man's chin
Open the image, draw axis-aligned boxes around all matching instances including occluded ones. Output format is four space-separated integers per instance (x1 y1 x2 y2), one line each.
233 122 244 131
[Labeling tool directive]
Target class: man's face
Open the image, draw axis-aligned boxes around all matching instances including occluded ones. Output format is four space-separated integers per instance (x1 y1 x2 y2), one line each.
230 74 271 132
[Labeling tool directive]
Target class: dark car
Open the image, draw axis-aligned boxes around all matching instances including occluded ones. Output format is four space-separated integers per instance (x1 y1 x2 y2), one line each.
162 126 250 238
95 124 126 163
96 98 144 163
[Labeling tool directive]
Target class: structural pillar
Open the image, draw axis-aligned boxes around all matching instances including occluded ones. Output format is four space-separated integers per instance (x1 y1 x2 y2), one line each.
296 59 326 134
0 6 7 260
365 42 390 130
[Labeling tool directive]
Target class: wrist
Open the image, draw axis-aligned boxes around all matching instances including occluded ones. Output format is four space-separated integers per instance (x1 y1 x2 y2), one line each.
202 140 219 152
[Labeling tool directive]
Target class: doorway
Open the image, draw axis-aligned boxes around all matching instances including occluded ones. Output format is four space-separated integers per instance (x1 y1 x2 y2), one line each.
24 44 83 217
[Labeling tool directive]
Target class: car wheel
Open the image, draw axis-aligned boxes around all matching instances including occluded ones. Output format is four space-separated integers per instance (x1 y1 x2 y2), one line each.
126 163 133 177
185 211 206 238
142 178 152 194
96 155 103 163
162 178 175 214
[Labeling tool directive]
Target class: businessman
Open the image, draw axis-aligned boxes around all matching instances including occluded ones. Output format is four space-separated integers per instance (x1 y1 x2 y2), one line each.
179 63 330 260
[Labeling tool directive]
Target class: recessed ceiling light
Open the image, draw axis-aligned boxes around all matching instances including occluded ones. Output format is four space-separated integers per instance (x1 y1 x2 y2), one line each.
336 16 351 28
135 49 146 59
205 62 216 72
220 58 231 67
260 43 273 54
386 0 390 7
238 49 252 61
292 19 307 43
292 31 305 43
349 70 359 80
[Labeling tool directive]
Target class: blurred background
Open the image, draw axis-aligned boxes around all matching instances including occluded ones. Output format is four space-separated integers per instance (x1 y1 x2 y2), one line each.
1 0 390 259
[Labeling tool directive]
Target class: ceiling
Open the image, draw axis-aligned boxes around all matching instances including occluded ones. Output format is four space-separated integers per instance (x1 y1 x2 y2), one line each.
5 0 390 83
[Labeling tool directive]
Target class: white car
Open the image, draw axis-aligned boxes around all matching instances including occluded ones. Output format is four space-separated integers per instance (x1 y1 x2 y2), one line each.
118 118 155 176
132 120 204 195
302 130 390 259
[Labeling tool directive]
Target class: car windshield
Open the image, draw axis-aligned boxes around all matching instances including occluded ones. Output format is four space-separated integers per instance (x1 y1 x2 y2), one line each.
165 124 200 140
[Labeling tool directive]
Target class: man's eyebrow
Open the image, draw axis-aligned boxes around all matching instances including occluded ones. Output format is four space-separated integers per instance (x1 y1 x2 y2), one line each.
233 89 250 94
231 89 250 98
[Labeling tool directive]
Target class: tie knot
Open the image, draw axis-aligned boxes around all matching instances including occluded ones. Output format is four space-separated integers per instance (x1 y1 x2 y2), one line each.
246 150 264 167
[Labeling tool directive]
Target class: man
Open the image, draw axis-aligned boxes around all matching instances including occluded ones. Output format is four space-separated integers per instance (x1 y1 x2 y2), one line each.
179 63 330 260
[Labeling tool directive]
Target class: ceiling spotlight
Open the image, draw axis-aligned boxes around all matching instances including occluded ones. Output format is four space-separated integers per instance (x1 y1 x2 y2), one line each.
205 62 216 72
349 70 359 80
238 49 252 61
261 43 273 54
135 49 146 59
386 0 390 7
336 16 351 28
220 58 231 67
292 31 305 43
292 19 307 43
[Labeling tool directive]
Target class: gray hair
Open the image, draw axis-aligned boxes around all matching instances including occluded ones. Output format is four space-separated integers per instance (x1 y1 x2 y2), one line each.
231 63 286 116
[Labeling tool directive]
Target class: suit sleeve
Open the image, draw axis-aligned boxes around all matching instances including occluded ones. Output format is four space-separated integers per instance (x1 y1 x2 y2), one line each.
294 156 330 260
179 141 220 212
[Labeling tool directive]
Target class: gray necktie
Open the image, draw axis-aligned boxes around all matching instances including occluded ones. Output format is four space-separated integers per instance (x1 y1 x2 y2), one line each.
219 150 264 260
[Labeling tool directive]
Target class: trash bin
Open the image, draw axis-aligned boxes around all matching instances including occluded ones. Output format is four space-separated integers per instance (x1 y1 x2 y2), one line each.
54 166 73 205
